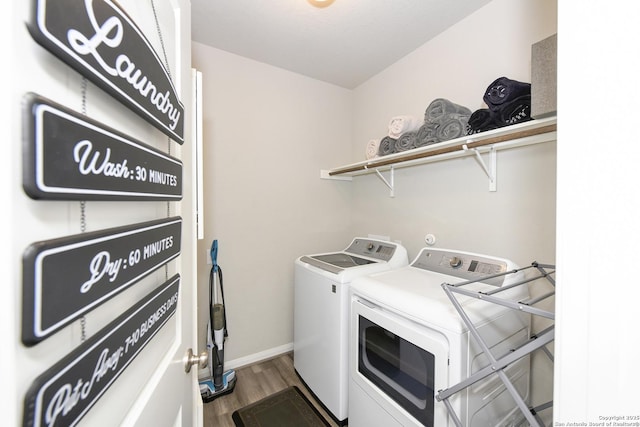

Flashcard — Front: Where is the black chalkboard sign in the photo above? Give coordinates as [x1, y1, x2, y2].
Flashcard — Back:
[27, 0, 185, 143]
[22, 217, 182, 346]
[23, 275, 180, 427]
[23, 94, 183, 201]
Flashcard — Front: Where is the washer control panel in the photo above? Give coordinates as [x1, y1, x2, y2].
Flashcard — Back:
[345, 238, 398, 262]
[412, 248, 509, 286]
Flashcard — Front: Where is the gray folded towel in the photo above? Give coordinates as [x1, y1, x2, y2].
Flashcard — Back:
[423, 98, 472, 143]
[425, 98, 471, 123]
[435, 113, 469, 141]
[376, 98, 472, 157]
[395, 131, 418, 152]
[415, 122, 439, 147]
[378, 136, 397, 156]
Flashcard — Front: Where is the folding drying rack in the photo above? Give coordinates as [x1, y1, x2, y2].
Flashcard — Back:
[436, 262, 556, 427]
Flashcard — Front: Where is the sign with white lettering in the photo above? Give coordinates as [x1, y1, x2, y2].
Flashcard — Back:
[22, 217, 182, 346]
[23, 94, 183, 201]
[27, 0, 185, 143]
[23, 275, 180, 427]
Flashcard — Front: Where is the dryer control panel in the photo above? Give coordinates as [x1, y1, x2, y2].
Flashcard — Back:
[412, 248, 510, 286]
[345, 238, 397, 262]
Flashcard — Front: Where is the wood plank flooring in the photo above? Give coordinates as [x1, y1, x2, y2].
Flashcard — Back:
[202, 352, 342, 427]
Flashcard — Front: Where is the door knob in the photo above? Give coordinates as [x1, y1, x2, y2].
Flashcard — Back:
[184, 348, 208, 373]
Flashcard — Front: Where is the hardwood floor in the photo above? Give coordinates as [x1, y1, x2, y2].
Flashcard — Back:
[202, 352, 342, 427]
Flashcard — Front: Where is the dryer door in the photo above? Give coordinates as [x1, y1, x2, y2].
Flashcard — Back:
[350, 297, 451, 427]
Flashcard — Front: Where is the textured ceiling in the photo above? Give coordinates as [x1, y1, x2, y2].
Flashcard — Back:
[191, 0, 492, 89]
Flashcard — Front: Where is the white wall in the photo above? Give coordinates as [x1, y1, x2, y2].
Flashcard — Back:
[351, 0, 557, 262]
[352, 0, 557, 162]
[191, 43, 354, 363]
[349, 0, 557, 422]
[555, 1, 640, 422]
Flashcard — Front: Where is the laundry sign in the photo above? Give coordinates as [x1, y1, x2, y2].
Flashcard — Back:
[27, 0, 185, 143]
[22, 217, 182, 346]
[23, 94, 183, 200]
[23, 275, 180, 427]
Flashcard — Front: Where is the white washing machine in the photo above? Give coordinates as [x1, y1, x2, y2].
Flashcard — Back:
[348, 248, 532, 427]
[294, 237, 408, 425]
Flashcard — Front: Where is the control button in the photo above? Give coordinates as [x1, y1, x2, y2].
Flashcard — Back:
[367, 243, 375, 251]
[450, 256, 463, 268]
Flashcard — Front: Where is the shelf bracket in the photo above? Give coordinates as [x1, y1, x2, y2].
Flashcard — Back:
[365, 165, 395, 197]
[464, 143, 497, 192]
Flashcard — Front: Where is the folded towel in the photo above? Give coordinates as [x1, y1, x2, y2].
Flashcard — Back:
[470, 77, 533, 131]
[415, 122, 440, 147]
[425, 98, 472, 123]
[376, 99, 471, 156]
[388, 115, 421, 139]
[483, 77, 531, 112]
[395, 131, 418, 152]
[378, 136, 397, 156]
[466, 108, 500, 135]
[435, 114, 469, 141]
[421, 98, 472, 143]
[496, 94, 532, 125]
[365, 139, 381, 160]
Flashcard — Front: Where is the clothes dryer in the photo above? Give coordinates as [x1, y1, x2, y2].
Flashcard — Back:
[349, 248, 532, 427]
[294, 237, 408, 425]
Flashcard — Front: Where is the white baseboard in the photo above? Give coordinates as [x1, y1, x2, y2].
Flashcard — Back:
[198, 342, 293, 380]
[226, 342, 293, 370]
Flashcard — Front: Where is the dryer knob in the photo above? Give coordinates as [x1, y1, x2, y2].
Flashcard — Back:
[367, 243, 375, 251]
[450, 257, 463, 268]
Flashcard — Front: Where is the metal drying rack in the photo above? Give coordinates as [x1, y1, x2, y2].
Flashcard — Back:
[436, 262, 556, 427]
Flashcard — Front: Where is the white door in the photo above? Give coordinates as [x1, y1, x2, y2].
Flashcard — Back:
[3, 0, 201, 426]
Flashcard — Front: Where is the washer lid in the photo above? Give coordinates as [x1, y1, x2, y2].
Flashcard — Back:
[299, 253, 377, 274]
[311, 253, 376, 268]
[297, 237, 409, 275]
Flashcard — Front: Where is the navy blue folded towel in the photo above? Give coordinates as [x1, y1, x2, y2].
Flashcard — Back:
[466, 108, 500, 134]
[496, 94, 531, 125]
[483, 77, 531, 112]
[467, 77, 532, 135]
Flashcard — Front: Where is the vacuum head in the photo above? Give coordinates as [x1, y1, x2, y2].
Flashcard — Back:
[200, 369, 237, 403]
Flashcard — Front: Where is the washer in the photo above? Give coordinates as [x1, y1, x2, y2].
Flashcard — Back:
[348, 248, 532, 427]
[294, 237, 408, 425]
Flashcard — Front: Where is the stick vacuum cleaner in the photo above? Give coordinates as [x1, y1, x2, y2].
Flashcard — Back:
[199, 240, 237, 402]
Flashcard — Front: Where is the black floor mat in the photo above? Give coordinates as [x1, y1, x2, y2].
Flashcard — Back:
[232, 386, 330, 427]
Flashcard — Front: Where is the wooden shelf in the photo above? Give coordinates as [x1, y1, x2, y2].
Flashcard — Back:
[323, 116, 557, 178]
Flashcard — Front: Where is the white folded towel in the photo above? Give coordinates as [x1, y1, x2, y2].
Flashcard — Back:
[365, 139, 380, 160]
[388, 115, 421, 139]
